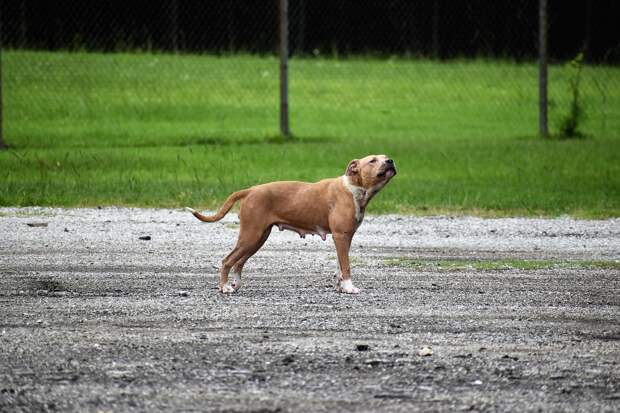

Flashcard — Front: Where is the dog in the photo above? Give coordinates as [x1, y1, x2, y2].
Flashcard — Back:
[186, 154, 396, 294]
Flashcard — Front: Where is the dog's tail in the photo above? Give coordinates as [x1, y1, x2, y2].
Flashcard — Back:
[186, 189, 251, 223]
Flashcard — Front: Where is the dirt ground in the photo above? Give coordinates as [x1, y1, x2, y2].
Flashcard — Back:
[1, 208, 619, 412]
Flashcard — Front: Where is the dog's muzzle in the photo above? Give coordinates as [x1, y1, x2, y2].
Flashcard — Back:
[377, 160, 397, 178]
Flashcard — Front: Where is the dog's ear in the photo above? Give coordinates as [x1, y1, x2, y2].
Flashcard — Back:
[346, 159, 360, 176]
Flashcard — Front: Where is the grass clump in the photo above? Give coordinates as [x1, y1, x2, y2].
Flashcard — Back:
[558, 53, 587, 139]
[384, 258, 620, 271]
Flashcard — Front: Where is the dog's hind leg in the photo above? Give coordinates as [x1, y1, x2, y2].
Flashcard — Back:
[229, 228, 271, 291]
[219, 225, 271, 293]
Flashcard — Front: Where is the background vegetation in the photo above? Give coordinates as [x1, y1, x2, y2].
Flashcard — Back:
[1, 51, 619, 217]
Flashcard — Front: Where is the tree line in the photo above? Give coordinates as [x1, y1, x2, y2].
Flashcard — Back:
[0, 0, 618, 63]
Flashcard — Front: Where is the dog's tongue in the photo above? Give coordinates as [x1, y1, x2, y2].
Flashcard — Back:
[385, 169, 396, 178]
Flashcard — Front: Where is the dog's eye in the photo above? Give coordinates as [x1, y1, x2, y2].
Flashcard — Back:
[370, 158, 377, 163]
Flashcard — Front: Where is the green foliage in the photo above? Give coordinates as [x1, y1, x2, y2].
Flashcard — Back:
[1, 51, 619, 217]
[558, 53, 586, 139]
[5, 51, 620, 147]
[1, 134, 618, 217]
[384, 258, 620, 271]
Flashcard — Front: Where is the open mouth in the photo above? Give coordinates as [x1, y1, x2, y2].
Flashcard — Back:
[377, 166, 397, 179]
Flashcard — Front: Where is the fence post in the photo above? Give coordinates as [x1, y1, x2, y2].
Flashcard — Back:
[538, 0, 549, 138]
[432, 0, 440, 59]
[279, 0, 290, 138]
[169, 0, 179, 53]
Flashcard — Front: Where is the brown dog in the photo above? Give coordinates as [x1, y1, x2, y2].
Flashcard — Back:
[187, 154, 396, 294]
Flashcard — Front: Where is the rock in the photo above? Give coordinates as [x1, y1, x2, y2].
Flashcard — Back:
[418, 346, 433, 357]
[356, 344, 370, 352]
[454, 353, 472, 359]
[27, 222, 48, 227]
[501, 354, 519, 361]
[139, 235, 151, 241]
[281, 355, 295, 365]
[365, 359, 389, 367]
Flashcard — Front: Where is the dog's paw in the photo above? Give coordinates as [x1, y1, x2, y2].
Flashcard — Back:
[231, 274, 241, 291]
[220, 283, 236, 294]
[337, 278, 360, 294]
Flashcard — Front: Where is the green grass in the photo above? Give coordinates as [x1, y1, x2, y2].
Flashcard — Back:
[1, 50, 619, 217]
[384, 258, 620, 271]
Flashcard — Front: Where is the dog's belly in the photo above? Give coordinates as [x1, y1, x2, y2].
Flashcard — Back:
[276, 223, 330, 241]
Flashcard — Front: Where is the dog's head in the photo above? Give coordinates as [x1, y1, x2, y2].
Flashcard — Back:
[345, 154, 397, 190]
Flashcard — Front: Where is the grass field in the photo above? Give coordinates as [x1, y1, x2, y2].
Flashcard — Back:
[1, 50, 619, 217]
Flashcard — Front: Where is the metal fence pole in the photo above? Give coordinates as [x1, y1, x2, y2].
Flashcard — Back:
[169, 0, 179, 53]
[538, 0, 549, 138]
[279, 0, 290, 137]
[432, 0, 440, 59]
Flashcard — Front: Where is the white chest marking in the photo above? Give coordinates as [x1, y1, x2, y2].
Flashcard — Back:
[342, 175, 366, 224]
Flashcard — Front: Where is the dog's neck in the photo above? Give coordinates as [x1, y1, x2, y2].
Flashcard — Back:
[342, 175, 370, 223]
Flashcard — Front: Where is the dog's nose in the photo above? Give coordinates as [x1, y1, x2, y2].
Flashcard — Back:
[386, 159, 394, 165]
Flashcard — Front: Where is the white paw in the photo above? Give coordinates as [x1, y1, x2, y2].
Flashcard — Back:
[220, 283, 236, 294]
[231, 274, 241, 291]
[338, 278, 360, 294]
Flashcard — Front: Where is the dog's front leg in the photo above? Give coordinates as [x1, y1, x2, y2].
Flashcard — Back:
[332, 232, 359, 294]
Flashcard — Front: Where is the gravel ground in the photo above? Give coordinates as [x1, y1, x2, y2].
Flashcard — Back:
[0, 207, 619, 412]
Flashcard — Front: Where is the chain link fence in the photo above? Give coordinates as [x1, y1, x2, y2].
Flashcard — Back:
[1, 0, 618, 148]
